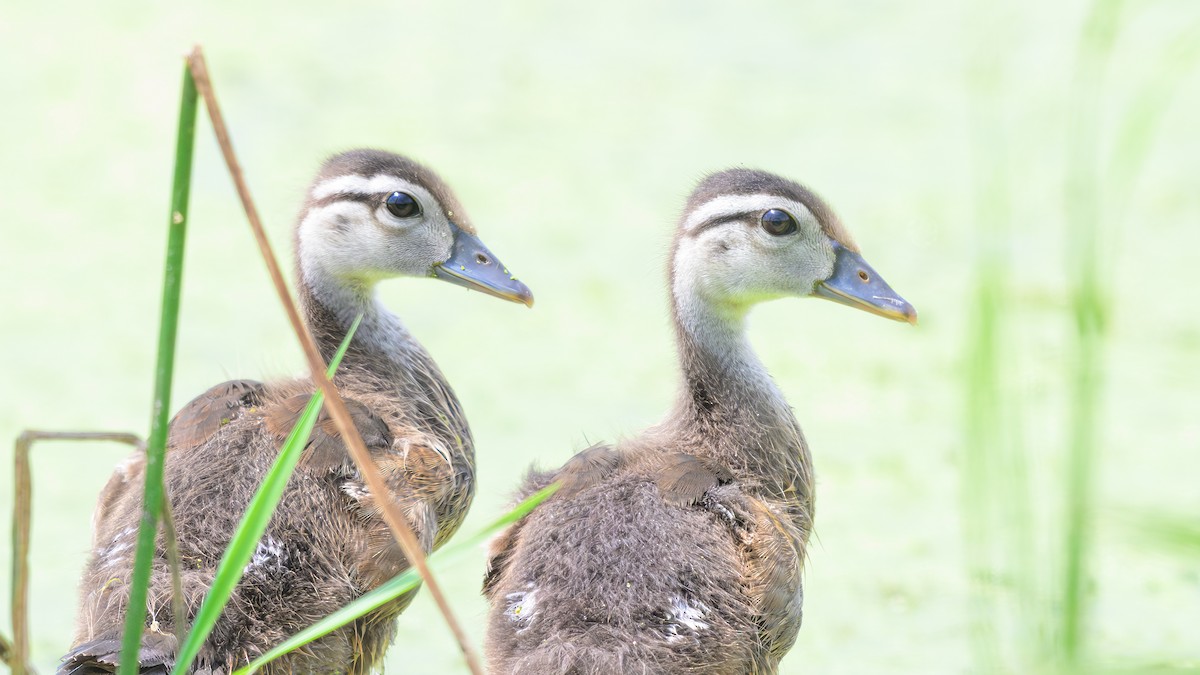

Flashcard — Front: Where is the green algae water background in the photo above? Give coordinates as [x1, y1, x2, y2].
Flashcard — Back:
[1, 1, 1197, 672]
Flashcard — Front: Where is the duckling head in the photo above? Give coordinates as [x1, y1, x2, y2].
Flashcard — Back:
[671, 168, 915, 324]
[297, 148, 533, 307]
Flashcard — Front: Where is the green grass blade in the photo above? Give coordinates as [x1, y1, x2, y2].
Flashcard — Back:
[962, 17, 1041, 669]
[963, 41, 1010, 672]
[118, 59, 198, 675]
[1123, 510, 1200, 558]
[173, 314, 362, 673]
[1106, 17, 1200, 238]
[233, 482, 561, 675]
[1060, 0, 1124, 665]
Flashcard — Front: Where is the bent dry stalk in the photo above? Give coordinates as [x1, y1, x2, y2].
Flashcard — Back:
[185, 46, 483, 675]
[12, 432, 146, 675]
[27, 44, 509, 674]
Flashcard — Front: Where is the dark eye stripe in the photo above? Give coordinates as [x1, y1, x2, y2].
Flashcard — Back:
[310, 192, 381, 209]
[685, 210, 757, 237]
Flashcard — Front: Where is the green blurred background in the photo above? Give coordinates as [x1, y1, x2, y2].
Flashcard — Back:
[2, 1, 1197, 672]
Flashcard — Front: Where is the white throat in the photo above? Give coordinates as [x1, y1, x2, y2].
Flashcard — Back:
[670, 254, 782, 407]
[305, 262, 416, 355]
[674, 284, 773, 381]
[298, 213, 415, 360]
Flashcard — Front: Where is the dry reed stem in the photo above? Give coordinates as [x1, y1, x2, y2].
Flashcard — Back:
[159, 495, 188, 641]
[184, 46, 483, 675]
[12, 431, 146, 675]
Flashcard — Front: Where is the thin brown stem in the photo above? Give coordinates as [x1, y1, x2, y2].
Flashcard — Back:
[0, 630, 20, 672]
[12, 430, 145, 675]
[160, 494, 188, 639]
[185, 46, 483, 675]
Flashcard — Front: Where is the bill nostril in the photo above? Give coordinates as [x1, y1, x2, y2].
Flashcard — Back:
[476, 253, 491, 265]
[858, 270, 870, 282]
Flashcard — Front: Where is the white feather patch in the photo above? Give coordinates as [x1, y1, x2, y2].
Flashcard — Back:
[244, 537, 287, 574]
[663, 596, 709, 642]
[505, 585, 538, 629]
[99, 526, 138, 563]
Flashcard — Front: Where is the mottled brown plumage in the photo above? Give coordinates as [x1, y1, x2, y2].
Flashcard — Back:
[166, 380, 264, 451]
[483, 168, 913, 674]
[555, 443, 623, 497]
[62, 149, 531, 674]
[656, 453, 733, 507]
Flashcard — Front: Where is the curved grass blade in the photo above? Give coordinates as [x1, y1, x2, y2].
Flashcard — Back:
[233, 482, 560, 675]
[173, 314, 362, 673]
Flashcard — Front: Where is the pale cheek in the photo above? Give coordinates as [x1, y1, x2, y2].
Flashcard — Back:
[322, 226, 405, 278]
[708, 235, 734, 256]
[380, 239, 430, 276]
[351, 228, 395, 272]
[678, 236, 761, 301]
[713, 249, 768, 297]
[393, 225, 453, 274]
[736, 244, 821, 298]
[784, 240, 834, 293]
[813, 249, 836, 283]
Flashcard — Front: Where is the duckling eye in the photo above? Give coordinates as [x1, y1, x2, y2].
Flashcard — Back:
[385, 192, 421, 219]
[760, 209, 797, 236]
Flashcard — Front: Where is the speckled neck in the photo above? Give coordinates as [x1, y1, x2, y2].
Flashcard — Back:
[296, 266, 472, 458]
[299, 268, 420, 370]
[669, 285, 786, 424]
[664, 271, 810, 499]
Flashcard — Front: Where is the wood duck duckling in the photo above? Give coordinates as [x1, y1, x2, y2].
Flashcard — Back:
[482, 168, 915, 674]
[60, 149, 532, 674]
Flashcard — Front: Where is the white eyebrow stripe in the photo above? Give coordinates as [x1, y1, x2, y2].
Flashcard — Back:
[683, 193, 815, 232]
[311, 174, 413, 199]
